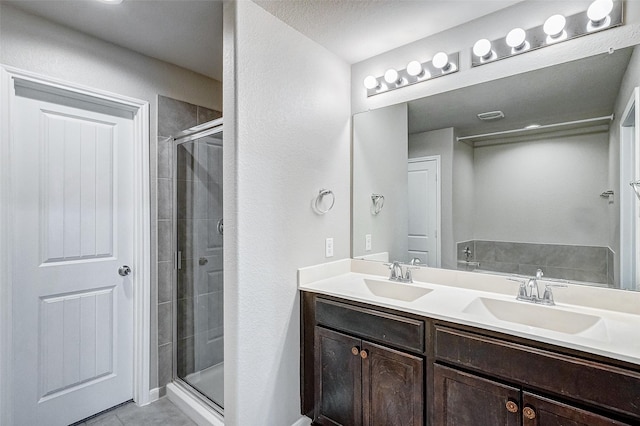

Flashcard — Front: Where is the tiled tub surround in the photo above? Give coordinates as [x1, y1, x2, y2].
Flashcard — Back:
[457, 240, 615, 286]
[298, 259, 640, 365]
[156, 95, 221, 391]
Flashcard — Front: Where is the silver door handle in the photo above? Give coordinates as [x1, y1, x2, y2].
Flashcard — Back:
[118, 265, 132, 276]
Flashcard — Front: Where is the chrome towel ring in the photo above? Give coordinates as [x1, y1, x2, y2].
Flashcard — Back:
[315, 189, 335, 214]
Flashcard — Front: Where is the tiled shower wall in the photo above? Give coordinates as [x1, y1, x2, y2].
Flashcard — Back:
[157, 95, 221, 390]
[457, 240, 615, 286]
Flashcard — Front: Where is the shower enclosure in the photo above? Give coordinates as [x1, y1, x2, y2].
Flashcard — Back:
[173, 118, 224, 411]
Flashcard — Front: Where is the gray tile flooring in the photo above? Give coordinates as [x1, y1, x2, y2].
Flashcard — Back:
[76, 398, 196, 426]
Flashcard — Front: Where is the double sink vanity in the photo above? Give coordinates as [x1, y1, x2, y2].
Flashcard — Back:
[298, 259, 640, 425]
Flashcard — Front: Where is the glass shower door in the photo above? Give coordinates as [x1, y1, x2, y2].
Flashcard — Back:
[175, 126, 223, 409]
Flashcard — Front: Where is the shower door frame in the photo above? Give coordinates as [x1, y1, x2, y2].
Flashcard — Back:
[0, 65, 152, 425]
[172, 118, 224, 414]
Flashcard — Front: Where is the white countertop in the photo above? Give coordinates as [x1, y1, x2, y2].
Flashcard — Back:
[298, 259, 640, 366]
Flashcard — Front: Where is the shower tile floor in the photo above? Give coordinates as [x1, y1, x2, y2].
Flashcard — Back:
[185, 362, 224, 407]
[76, 398, 196, 426]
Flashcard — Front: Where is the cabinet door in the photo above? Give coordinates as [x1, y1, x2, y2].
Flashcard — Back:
[434, 364, 520, 426]
[361, 341, 424, 426]
[314, 327, 362, 425]
[522, 392, 630, 426]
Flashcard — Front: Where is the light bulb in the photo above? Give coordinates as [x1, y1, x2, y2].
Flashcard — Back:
[588, 0, 613, 25]
[406, 60, 424, 77]
[473, 39, 492, 59]
[506, 28, 527, 50]
[363, 75, 379, 90]
[432, 52, 449, 70]
[543, 14, 566, 38]
[384, 68, 400, 85]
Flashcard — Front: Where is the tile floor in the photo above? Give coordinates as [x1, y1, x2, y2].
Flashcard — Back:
[75, 398, 196, 426]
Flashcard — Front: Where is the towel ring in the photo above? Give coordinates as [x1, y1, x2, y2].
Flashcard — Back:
[371, 194, 385, 215]
[315, 189, 335, 214]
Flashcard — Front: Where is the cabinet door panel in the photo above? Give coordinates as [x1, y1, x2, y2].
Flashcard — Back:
[434, 364, 520, 426]
[362, 341, 424, 426]
[522, 392, 630, 426]
[315, 327, 362, 425]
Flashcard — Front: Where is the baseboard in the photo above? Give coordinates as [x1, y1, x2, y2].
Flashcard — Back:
[148, 387, 161, 404]
[291, 416, 312, 426]
[166, 382, 224, 426]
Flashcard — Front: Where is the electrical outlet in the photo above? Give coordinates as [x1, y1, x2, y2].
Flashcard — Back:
[365, 234, 372, 251]
[325, 238, 334, 258]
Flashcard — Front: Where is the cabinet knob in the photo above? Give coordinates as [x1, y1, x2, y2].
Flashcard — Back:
[505, 400, 519, 413]
[523, 407, 536, 419]
[360, 349, 369, 359]
[351, 346, 360, 356]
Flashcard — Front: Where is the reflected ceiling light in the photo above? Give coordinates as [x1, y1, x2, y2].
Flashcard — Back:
[432, 52, 451, 71]
[384, 68, 401, 85]
[406, 60, 426, 78]
[587, 0, 613, 28]
[473, 39, 493, 60]
[363, 75, 380, 90]
[97, 0, 124, 4]
[543, 14, 567, 41]
[506, 28, 527, 51]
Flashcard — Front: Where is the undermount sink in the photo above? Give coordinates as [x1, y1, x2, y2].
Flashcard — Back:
[363, 279, 432, 302]
[462, 297, 608, 338]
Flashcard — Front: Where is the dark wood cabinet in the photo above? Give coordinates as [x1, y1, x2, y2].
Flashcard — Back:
[314, 326, 424, 426]
[301, 291, 640, 426]
[433, 364, 520, 426]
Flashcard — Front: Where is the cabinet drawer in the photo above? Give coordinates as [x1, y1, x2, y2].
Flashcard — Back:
[316, 298, 424, 353]
[434, 326, 640, 420]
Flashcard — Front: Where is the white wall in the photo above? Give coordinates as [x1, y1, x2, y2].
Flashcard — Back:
[0, 3, 222, 391]
[352, 0, 640, 114]
[353, 104, 408, 260]
[223, 1, 351, 425]
[473, 131, 610, 246]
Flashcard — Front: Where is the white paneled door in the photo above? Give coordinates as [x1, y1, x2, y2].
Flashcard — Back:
[11, 86, 135, 425]
[407, 157, 440, 267]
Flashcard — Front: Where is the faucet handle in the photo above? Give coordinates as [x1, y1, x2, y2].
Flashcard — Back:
[508, 278, 529, 300]
[535, 268, 544, 280]
[541, 283, 567, 306]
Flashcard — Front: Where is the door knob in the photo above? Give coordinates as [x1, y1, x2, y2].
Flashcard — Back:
[118, 265, 132, 276]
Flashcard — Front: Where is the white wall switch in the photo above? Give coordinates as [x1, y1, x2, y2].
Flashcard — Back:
[325, 237, 334, 258]
[365, 234, 372, 251]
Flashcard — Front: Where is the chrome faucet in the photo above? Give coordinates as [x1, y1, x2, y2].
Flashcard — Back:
[385, 261, 417, 283]
[510, 269, 566, 305]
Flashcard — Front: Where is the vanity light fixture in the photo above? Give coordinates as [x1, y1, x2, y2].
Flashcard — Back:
[506, 28, 528, 51]
[473, 39, 494, 61]
[384, 68, 402, 85]
[432, 52, 452, 72]
[363, 75, 380, 90]
[544, 14, 567, 42]
[471, 1, 622, 68]
[587, 0, 614, 30]
[406, 60, 426, 78]
[363, 52, 459, 97]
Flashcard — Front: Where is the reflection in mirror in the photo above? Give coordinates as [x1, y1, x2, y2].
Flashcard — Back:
[352, 45, 640, 291]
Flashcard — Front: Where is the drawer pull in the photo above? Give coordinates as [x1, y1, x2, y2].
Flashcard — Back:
[351, 346, 360, 356]
[523, 406, 536, 419]
[505, 400, 519, 413]
[360, 349, 369, 359]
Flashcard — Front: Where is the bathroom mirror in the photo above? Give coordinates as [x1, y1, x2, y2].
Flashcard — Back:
[352, 45, 640, 291]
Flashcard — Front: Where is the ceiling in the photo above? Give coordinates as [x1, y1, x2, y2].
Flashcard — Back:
[407, 47, 633, 138]
[3, 0, 523, 82]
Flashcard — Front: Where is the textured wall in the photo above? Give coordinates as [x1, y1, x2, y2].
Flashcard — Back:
[223, 1, 351, 424]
